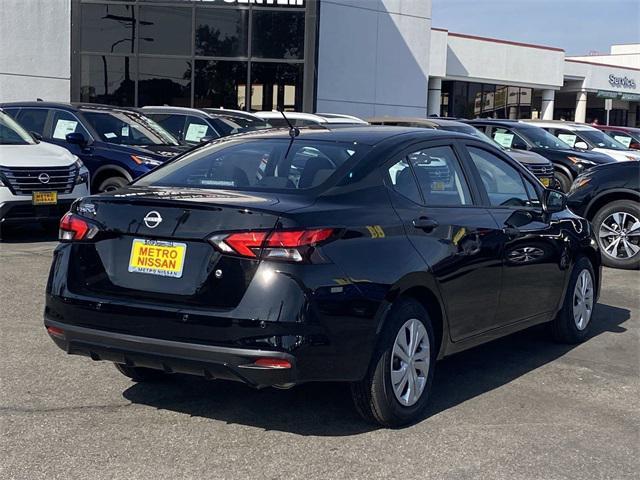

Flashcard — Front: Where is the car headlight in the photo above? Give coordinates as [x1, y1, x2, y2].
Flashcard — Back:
[73, 157, 90, 185]
[570, 176, 591, 192]
[131, 155, 163, 167]
[567, 156, 596, 168]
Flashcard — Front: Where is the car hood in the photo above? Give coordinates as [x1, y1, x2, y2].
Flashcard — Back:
[0, 141, 76, 167]
[591, 147, 640, 162]
[506, 149, 550, 165]
[97, 142, 189, 161]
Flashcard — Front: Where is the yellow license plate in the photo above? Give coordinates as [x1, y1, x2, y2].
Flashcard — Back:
[432, 181, 446, 191]
[128, 239, 187, 278]
[540, 177, 551, 187]
[32, 191, 57, 205]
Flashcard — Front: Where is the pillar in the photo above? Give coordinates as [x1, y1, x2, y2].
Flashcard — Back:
[541, 89, 555, 120]
[575, 90, 587, 123]
[427, 77, 442, 117]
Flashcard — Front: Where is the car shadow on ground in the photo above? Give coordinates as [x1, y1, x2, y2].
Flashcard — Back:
[0, 223, 58, 243]
[122, 303, 630, 436]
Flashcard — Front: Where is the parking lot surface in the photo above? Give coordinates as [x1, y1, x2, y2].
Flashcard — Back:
[1, 227, 639, 480]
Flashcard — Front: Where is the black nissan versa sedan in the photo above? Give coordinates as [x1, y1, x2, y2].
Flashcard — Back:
[45, 127, 601, 427]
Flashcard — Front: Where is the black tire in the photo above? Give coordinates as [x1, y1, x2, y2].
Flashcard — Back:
[97, 176, 128, 193]
[550, 257, 596, 344]
[114, 363, 168, 382]
[592, 200, 640, 270]
[351, 298, 436, 428]
[554, 171, 572, 193]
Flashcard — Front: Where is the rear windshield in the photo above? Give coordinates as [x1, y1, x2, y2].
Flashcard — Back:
[82, 110, 180, 146]
[134, 138, 369, 192]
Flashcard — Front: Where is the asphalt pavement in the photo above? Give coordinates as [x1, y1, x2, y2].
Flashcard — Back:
[1, 226, 638, 480]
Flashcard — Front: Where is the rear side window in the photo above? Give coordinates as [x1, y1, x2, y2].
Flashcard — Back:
[16, 108, 48, 136]
[135, 138, 367, 192]
[468, 146, 532, 208]
[388, 159, 422, 204]
[147, 114, 187, 141]
[408, 146, 472, 206]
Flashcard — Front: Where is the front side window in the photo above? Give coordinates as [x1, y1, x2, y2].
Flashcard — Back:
[82, 110, 179, 146]
[606, 131, 634, 149]
[184, 116, 217, 143]
[0, 112, 36, 145]
[407, 146, 472, 206]
[135, 139, 366, 192]
[519, 126, 571, 149]
[554, 129, 579, 148]
[490, 127, 528, 150]
[578, 129, 629, 150]
[468, 146, 532, 208]
[51, 110, 90, 141]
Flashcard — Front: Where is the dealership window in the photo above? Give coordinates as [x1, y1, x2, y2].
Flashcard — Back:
[74, 1, 309, 110]
[441, 81, 533, 120]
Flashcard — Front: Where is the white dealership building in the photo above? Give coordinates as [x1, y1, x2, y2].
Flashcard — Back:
[0, 0, 638, 125]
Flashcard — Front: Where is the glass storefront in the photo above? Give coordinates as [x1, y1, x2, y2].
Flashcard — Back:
[441, 81, 533, 119]
[74, 0, 311, 111]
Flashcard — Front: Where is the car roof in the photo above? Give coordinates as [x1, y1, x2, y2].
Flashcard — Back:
[315, 113, 369, 124]
[255, 111, 328, 123]
[597, 125, 640, 133]
[465, 118, 534, 128]
[0, 101, 141, 114]
[202, 108, 265, 120]
[215, 125, 470, 146]
[141, 106, 213, 117]
[522, 120, 599, 131]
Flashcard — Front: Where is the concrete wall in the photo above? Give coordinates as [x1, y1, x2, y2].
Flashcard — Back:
[445, 33, 565, 89]
[0, 0, 71, 102]
[315, 0, 431, 118]
[429, 29, 447, 78]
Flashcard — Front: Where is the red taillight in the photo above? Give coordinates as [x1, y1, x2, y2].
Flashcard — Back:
[59, 212, 97, 241]
[46, 326, 65, 339]
[210, 228, 334, 262]
[253, 358, 292, 369]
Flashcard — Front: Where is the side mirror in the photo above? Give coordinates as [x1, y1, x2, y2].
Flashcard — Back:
[199, 136, 215, 144]
[543, 189, 566, 214]
[574, 141, 589, 150]
[66, 132, 87, 146]
[30, 131, 43, 141]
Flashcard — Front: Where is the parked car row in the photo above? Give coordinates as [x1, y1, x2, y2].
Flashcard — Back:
[1, 101, 638, 271]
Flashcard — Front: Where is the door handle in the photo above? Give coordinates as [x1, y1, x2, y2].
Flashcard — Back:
[412, 217, 439, 232]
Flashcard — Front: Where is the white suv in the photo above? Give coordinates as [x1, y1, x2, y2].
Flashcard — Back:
[522, 120, 640, 162]
[0, 110, 89, 238]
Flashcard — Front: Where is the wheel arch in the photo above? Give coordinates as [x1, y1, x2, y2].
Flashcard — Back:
[584, 189, 640, 220]
[91, 165, 133, 192]
[377, 273, 448, 360]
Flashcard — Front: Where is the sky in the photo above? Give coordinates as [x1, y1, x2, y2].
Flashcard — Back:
[432, 0, 640, 56]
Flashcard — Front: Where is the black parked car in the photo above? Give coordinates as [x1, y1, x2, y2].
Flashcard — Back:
[568, 162, 640, 270]
[142, 107, 271, 146]
[368, 117, 555, 187]
[467, 119, 616, 193]
[45, 127, 601, 427]
[0, 102, 188, 192]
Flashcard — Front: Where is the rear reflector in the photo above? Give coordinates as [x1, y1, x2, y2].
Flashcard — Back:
[210, 228, 334, 262]
[253, 358, 292, 369]
[46, 326, 65, 339]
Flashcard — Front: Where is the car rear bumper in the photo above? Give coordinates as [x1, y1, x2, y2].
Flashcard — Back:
[44, 317, 297, 388]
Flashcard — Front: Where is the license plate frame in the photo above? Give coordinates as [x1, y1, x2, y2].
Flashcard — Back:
[32, 191, 58, 205]
[128, 238, 187, 278]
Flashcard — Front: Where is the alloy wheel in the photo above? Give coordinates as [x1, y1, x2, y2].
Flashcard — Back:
[598, 212, 640, 260]
[573, 269, 594, 331]
[391, 318, 430, 407]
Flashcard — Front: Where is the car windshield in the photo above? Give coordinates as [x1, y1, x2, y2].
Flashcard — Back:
[579, 129, 630, 150]
[134, 138, 369, 192]
[520, 126, 571, 149]
[82, 110, 180, 146]
[214, 114, 271, 130]
[0, 111, 36, 145]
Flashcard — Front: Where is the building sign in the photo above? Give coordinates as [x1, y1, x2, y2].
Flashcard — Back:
[597, 90, 640, 101]
[608, 74, 636, 89]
